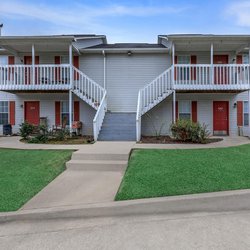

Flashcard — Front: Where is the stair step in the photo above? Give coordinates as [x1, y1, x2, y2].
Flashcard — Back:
[72, 153, 128, 161]
[98, 112, 136, 141]
[66, 159, 127, 171]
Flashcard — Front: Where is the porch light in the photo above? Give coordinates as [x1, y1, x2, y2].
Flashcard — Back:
[127, 51, 132, 56]
[233, 102, 237, 108]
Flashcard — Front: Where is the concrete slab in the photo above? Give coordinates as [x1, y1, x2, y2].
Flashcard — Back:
[21, 170, 123, 210]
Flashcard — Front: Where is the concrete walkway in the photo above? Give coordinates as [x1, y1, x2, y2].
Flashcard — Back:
[0, 135, 249, 150]
[21, 141, 134, 210]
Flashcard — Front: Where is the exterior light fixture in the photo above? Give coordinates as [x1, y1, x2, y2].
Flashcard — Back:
[127, 51, 132, 56]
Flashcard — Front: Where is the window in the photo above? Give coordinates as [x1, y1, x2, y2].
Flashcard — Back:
[0, 56, 8, 65]
[0, 101, 8, 125]
[177, 56, 190, 80]
[243, 54, 249, 64]
[178, 56, 190, 64]
[179, 100, 191, 120]
[243, 101, 249, 126]
[61, 101, 69, 126]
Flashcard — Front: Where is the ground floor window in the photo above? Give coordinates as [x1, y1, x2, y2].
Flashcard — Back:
[61, 101, 69, 126]
[179, 100, 191, 120]
[243, 101, 249, 126]
[0, 101, 9, 125]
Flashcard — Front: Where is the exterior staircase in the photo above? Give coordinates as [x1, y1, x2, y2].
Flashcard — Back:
[136, 67, 173, 141]
[98, 112, 136, 141]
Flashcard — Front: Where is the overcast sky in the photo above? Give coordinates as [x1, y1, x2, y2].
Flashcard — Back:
[1, 0, 250, 43]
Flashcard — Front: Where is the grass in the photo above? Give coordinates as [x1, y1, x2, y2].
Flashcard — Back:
[115, 144, 250, 201]
[0, 149, 73, 212]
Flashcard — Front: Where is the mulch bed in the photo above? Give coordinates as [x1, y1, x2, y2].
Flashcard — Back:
[140, 136, 223, 144]
[20, 135, 94, 144]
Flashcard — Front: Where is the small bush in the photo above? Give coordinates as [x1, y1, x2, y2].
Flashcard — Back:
[55, 129, 70, 141]
[170, 119, 210, 143]
[20, 122, 34, 140]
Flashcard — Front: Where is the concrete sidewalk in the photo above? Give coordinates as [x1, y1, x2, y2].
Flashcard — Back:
[0, 135, 249, 150]
[21, 141, 134, 210]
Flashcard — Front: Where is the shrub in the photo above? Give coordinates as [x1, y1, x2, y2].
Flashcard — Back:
[20, 122, 34, 140]
[170, 119, 210, 143]
[54, 129, 70, 141]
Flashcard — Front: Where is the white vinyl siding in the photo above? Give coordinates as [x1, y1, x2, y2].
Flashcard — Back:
[0, 92, 95, 135]
[141, 93, 238, 136]
[106, 53, 169, 112]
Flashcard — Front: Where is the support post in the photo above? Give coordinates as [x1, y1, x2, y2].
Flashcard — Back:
[248, 90, 250, 130]
[210, 43, 214, 85]
[69, 44, 73, 134]
[249, 48, 250, 66]
[69, 90, 73, 134]
[32, 44, 35, 85]
[102, 50, 106, 89]
[173, 90, 176, 123]
[172, 43, 175, 88]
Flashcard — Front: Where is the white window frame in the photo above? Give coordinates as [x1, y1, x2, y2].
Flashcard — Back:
[60, 101, 74, 126]
[177, 55, 191, 65]
[243, 54, 249, 64]
[0, 101, 9, 125]
[243, 101, 249, 126]
[0, 55, 8, 65]
[178, 100, 191, 120]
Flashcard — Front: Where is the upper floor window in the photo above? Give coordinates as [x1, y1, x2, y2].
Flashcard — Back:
[179, 100, 191, 120]
[177, 56, 190, 64]
[243, 54, 249, 64]
[0, 56, 8, 65]
[0, 101, 8, 125]
[60, 56, 69, 64]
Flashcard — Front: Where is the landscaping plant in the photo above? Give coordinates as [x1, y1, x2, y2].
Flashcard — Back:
[170, 119, 210, 143]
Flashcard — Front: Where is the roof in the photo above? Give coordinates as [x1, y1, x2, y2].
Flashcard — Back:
[159, 34, 250, 42]
[0, 34, 107, 53]
[86, 43, 166, 49]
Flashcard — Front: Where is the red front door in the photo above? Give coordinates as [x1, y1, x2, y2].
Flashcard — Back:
[24, 56, 39, 84]
[213, 101, 229, 135]
[214, 55, 228, 84]
[24, 101, 40, 125]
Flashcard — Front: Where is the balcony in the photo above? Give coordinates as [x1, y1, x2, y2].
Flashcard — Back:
[174, 64, 250, 91]
[0, 64, 71, 91]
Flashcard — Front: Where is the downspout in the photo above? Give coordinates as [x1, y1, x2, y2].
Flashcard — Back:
[102, 50, 106, 89]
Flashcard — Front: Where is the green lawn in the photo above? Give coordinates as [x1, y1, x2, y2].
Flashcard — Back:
[116, 144, 250, 201]
[0, 149, 73, 212]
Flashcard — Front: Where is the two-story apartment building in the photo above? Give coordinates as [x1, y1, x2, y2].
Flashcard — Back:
[0, 34, 249, 141]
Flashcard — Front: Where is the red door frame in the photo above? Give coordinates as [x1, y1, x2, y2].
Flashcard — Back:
[24, 56, 39, 84]
[213, 55, 229, 84]
[213, 101, 229, 135]
[24, 101, 40, 125]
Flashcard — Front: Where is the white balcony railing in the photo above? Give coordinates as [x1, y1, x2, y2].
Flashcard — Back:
[174, 64, 250, 90]
[0, 64, 71, 90]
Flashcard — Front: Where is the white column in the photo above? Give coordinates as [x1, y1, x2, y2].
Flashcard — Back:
[210, 43, 214, 85]
[32, 44, 35, 85]
[69, 44, 73, 133]
[249, 48, 250, 66]
[69, 90, 73, 134]
[248, 90, 250, 130]
[102, 50, 106, 89]
[173, 90, 176, 123]
[172, 43, 175, 87]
